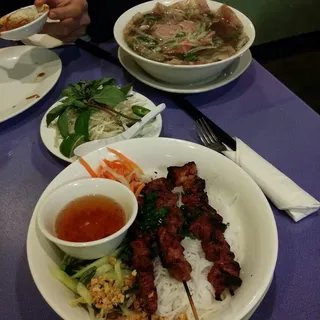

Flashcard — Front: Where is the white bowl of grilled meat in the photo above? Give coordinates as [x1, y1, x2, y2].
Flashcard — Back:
[27, 138, 277, 320]
[114, 0, 255, 85]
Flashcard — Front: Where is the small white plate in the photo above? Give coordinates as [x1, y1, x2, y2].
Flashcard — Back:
[40, 91, 163, 162]
[0, 46, 62, 122]
[118, 47, 252, 94]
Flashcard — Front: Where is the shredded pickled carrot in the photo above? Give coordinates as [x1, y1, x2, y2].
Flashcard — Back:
[96, 165, 104, 177]
[79, 158, 97, 178]
[135, 183, 145, 197]
[103, 171, 116, 180]
[103, 159, 112, 166]
[109, 162, 125, 175]
[79, 150, 145, 197]
[107, 147, 143, 174]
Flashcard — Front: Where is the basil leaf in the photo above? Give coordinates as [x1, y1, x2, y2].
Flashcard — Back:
[87, 79, 97, 88]
[73, 100, 86, 108]
[61, 97, 77, 107]
[58, 107, 71, 138]
[92, 85, 127, 107]
[59, 97, 86, 109]
[120, 83, 132, 96]
[61, 88, 77, 98]
[46, 104, 68, 126]
[74, 109, 90, 140]
[98, 77, 116, 88]
[59, 133, 85, 158]
[70, 83, 81, 91]
[90, 78, 116, 96]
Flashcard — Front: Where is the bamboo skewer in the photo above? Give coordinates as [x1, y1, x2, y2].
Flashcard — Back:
[183, 281, 200, 320]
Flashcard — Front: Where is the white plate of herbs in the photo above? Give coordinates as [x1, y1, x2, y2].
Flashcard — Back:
[40, 77, 163, 162]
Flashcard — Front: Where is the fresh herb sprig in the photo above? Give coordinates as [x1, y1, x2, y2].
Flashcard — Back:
[138, 191, 170, 232]
[46, 78, 136, 158]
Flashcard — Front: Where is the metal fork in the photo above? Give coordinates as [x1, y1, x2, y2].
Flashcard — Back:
[196, 118, 227, 153]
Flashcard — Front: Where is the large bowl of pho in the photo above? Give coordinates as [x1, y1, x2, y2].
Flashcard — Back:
[114, 0, 255, 85]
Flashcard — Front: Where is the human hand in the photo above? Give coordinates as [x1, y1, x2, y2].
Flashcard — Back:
[35, 0, 90, 43]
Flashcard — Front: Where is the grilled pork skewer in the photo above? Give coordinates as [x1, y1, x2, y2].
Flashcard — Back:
[136, 178, 196, 316]
[189, 212, 242, 299]
[157, 206, 198, 320]
[157, 207, 192, 282]
[167, 162, 242, 300]
[144, 180, 198, 319]
[128, 178, 179, 315]
[142, 178, 192, 282]
[142, 177, 192, 282]
[130, 237, 158, 314]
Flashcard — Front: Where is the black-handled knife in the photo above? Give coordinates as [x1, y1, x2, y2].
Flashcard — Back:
[75, 39, 237, 151]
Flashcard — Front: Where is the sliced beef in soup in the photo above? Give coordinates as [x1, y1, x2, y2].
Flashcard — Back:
[124, 0, 249, 65]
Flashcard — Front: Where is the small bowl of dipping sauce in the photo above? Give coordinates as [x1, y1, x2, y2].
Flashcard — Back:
[37, 178, 138, 259]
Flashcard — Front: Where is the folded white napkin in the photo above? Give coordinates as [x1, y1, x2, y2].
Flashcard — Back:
[22, 33, 91, 49]
[223, 138, 320, 222]
[22, 34, 65, 48]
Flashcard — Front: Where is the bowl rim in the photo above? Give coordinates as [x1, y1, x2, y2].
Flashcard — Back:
[28, 137, 278, 320]
[36, 177, 138, 248]
[114, 0, 256, 69]
[0, 4, 49, 35]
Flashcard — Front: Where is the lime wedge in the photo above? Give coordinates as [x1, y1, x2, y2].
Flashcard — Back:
[60, 133, 85, 158]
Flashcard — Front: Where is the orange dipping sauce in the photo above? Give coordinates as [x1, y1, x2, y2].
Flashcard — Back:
[55, 195, 126, 242]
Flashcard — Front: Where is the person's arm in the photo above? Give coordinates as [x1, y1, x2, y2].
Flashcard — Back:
[30, 0, 142, 43]
[86, 0, 143, 43]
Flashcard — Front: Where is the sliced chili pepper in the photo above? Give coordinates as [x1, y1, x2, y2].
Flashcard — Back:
[132, 105, 150, 117]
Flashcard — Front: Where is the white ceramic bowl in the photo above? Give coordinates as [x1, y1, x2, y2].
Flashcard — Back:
[114, 0, 255, 85]
[37, 178, 138, 260]
[0, 5, 49, 41]
[27, 138, 278, 320]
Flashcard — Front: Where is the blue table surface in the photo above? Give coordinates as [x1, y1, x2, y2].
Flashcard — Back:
[0, 41, 319, 320]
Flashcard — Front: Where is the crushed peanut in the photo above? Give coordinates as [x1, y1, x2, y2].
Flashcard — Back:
[88, 276, 125, 311]
[87, 273, 187, 320]
[151, 315, 169, 320]
[122, 312, 149, 320]
[176, 313, 188, 320]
